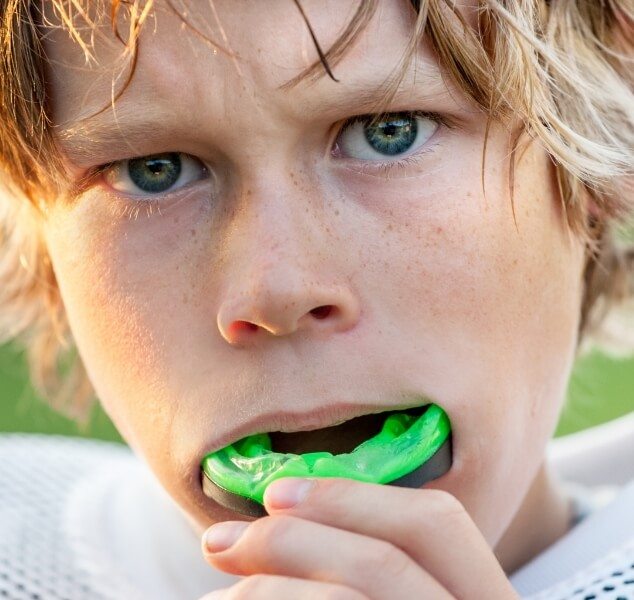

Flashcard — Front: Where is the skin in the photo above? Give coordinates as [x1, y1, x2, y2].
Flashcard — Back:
[41, 0, 586, 596]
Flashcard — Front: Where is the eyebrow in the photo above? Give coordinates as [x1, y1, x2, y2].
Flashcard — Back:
[57, 63, 446, 168]
[312, 68, 446, 116]
[56, 102, 177, 167]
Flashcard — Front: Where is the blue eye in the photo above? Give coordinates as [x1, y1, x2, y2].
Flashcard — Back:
[129, 153, 181, 192]
[103, 152, 207, 195]
[365, 114, 418, 155]
[336, 112, 438, 161]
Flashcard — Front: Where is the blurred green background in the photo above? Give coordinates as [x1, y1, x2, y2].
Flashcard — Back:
[0, 341, 632, 444]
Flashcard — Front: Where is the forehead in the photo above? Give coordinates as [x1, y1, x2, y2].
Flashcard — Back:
[43, 0, 442, 130]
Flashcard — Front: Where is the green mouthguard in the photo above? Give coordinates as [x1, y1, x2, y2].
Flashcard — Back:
[201, 403, 450, 507]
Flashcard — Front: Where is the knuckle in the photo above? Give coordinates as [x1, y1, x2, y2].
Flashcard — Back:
[423, 489, 466, 521]
[251, 513, 294, 546]
[366, 540, 413, 580]
[401, 489, 467, 544]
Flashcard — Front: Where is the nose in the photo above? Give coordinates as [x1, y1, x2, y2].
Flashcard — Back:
[217, 270, 361, 345]
[215, 181, 360, 345]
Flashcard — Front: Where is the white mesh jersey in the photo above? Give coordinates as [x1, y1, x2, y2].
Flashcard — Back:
[0, 433, 144, 600]
[0, 432, 633, 600]
[0, 433, 238, 600]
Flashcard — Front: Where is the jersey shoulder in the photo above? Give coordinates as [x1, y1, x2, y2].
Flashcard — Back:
[0, 433, 143, 600]
[512, 479, 634, 599]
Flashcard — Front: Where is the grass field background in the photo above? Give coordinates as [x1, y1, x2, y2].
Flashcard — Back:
[0, 341, 632, 444]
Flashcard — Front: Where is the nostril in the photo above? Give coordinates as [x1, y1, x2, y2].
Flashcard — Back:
[229, 320, 259, 335]
[309, 305, 334, 320]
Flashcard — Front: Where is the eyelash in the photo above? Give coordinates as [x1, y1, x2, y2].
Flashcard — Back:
[333, 109, 446, 173]
[344, 147, 439, 177]
[340, 110, 443, 132]
[112, 197, 170, 220]
[80, 162, 183, 220]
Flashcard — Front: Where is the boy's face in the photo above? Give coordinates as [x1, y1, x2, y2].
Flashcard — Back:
[42, 0, 585, 542]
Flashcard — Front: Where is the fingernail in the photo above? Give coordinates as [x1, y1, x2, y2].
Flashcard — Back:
[264, 478, 315, 509]
[203, 522, 249, 553]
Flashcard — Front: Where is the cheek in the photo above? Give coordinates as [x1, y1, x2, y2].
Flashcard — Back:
[353, 142, 582, 373]
[324, 149, 582, 545]
[355, 145, 585, 542]
[43, 190, 221, 454]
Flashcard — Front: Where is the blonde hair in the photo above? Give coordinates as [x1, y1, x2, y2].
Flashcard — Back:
[0, 0, 632, 424]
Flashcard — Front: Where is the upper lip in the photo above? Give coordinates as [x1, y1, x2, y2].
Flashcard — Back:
[201, 400, 430, 457]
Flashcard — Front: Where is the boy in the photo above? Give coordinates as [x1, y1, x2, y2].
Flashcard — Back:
[0, 0, 632, 597]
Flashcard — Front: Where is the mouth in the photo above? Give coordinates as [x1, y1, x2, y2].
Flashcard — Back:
[200, 403, 452, 517]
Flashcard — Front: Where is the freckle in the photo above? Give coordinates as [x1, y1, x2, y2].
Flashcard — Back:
[436, 226, 442, 234]
[335, 209, 340, 216]
[182, 293, 189, 304]
[173, 215, 180, 224]
[387, 224, 393, 231]
[191, 229, 196, 237]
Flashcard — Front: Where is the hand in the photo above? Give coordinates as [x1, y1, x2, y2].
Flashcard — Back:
[199, 478, 519, 599]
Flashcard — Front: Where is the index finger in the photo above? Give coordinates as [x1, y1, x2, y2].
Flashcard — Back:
[263, 478, 518, 600]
